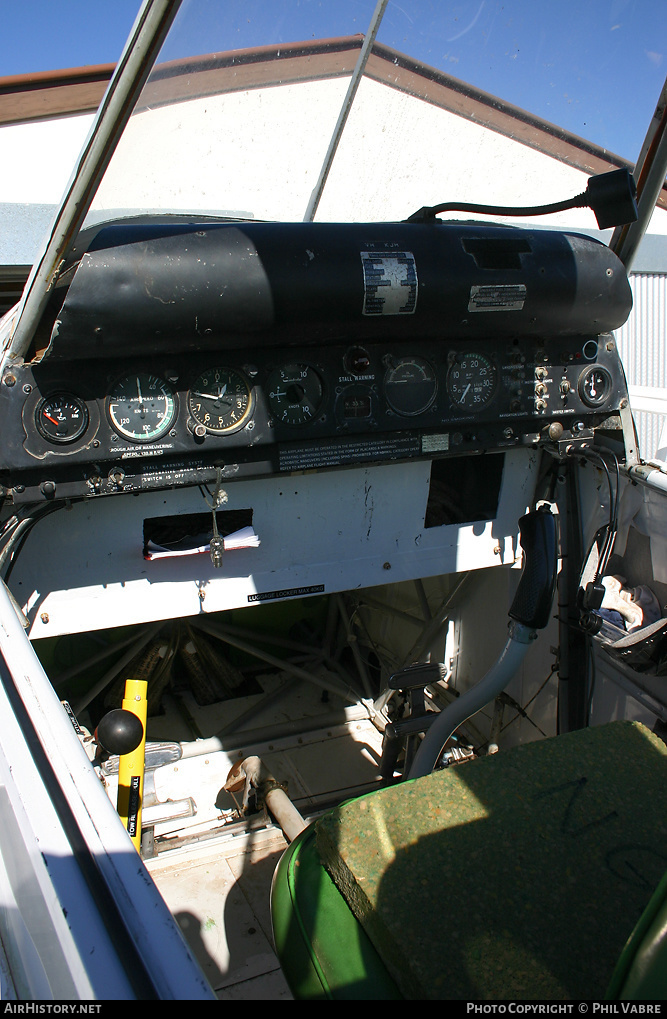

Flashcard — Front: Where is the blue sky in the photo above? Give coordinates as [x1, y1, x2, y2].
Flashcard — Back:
[2, 0, 665, 162]
[2, 1, 142, 74]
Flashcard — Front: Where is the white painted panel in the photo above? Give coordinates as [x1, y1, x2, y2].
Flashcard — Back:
[10, 451, 539, 638]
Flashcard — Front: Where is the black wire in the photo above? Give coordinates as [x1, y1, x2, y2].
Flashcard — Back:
[0, 513, 36, 570]
[566, 448, 618, 723]
[589, 456, 615, 573]
[569, 447, 620, 580]
[406, 192, 587, 223]
[499, 662, 559, 737]
[0, 513, 20, 539]
[0, 502, 69, 582]
[586, 642, 597, 726]
[592, 450, 620, 576]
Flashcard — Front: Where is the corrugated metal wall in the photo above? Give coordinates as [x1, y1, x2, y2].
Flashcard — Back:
[614, 272, 667, 461]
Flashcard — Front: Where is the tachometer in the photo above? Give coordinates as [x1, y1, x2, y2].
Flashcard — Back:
[187, 367, 253, 434]
[35, 393, 89, 444]
[446, 353, 497, 411]
[107, 372, 177, 442]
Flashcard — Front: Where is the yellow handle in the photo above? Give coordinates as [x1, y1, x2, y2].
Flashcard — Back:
[117, 679, 148, 852]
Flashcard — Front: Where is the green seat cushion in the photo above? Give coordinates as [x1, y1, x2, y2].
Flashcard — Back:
[271, 822, 402, 1000]
[314, 721, 667, 1000]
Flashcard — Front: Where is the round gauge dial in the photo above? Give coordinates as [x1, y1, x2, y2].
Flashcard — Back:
[267, 364, 323, 426]
[446, 353, 497, 411]
[107, 372, 177, 442]
[187, 367, 253, 434]
[35, 393, 89, 444]
[578, 365, 613, 407]
[384, 357, 437, 416]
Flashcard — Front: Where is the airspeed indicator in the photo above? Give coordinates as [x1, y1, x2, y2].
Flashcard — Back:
[107, 373, 177, 442]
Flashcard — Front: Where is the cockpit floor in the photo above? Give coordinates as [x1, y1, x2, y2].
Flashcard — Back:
[143, 705, 386, 999]
[147, 826, 293, 999]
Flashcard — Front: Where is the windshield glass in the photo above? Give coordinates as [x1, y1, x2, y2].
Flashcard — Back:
[84, 0, 666, 231]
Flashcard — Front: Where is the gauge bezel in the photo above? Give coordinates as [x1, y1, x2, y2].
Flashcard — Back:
[578, 365, 613, 408]
[266, 363, 324, 426]
[446, 351, 498, 412]
[106, 372, 178, 443]
[35, 392, 89, 445]
[187, 366, 254, 435]
[383, 356, 437, 417]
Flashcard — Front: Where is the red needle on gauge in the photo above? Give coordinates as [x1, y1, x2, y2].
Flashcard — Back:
[43, 413, 60, 424]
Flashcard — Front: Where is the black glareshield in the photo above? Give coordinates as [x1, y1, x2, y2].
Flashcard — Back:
[509, 509, 559, 630]
[49, 221, 632, 360]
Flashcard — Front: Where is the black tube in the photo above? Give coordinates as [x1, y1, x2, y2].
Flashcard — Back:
[557, 461, 590, 732]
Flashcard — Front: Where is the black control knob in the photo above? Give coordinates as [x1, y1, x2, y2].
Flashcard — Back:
[95, 709, 144, 756]
[345, 347, 371, 375]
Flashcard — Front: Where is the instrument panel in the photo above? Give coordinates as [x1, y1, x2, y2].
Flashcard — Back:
[0, 220, 633, 505]
[0, 333, 627, 505]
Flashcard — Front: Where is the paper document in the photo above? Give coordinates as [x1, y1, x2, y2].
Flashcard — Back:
[144, 526, 260, 559]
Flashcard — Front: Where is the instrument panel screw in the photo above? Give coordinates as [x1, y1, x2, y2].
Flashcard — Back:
[22, 384, 32, 394]
[3, 374, 16, 387]
[40, 613, 49, 624]
[383, 562, 392, 570]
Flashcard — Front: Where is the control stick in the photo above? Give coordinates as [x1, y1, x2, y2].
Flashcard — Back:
[408, 507, 558, 779]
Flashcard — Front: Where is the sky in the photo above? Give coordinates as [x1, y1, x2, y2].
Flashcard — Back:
[1, 1, 142, 75]
[1, 0, 665, 163]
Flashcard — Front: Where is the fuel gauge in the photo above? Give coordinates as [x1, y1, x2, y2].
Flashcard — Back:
[35, 393, 89, 444]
